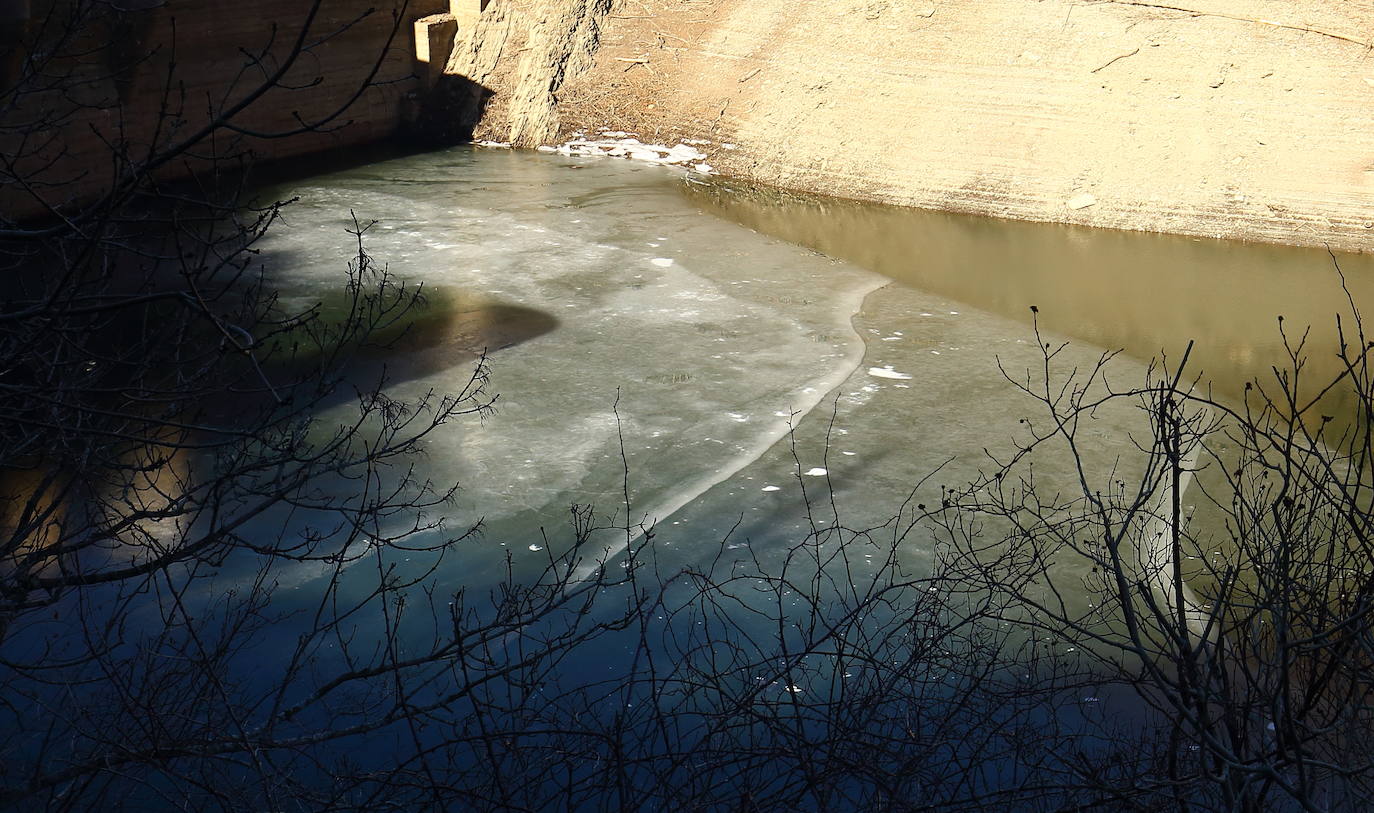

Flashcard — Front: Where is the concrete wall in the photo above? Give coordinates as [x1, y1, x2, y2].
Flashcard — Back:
[472, 0, 1374, 252]
[2, 0, 450, 218]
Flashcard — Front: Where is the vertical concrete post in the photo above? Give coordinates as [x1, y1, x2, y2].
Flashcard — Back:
[449, 0, 489, 29]
[413, 13, 458, 87]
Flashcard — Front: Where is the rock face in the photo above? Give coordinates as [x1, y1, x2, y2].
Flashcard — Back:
[2, 0, 449, 218]
[445, 0, 613, 146]
[468, 0, 1374, 252]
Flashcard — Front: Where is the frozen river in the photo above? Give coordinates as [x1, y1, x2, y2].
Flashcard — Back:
[255, 146, 1168, 597]
[254, 143, 1374, 628]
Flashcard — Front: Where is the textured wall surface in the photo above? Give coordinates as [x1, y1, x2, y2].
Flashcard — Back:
[474, 0, 1374, 251]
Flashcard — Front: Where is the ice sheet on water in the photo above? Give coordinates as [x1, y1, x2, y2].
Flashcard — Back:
[258, 147, 1157, 617]
[255, 148, 884, 586]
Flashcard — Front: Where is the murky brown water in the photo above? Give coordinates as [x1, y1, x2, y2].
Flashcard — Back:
[688, 179, 1374, 413]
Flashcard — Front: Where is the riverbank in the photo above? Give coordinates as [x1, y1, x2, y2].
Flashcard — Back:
[456, 0, 1374, 253]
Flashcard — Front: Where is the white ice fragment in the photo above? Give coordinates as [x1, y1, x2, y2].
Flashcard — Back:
[842, 451, 856, 456]
[536, 145, 557, 153]
[804, 467, 828, 477]
[1067, 192, 1098, 210]
[667, 144, 707, 162]
[549, 137, 708, 167]
[651, 258, 674, 267]
[868, 366, 913, 380]
[761, 485, 781, 492]
[722, 143, 738, 150]
[528, 544, 544, 552]
[692, 163, 715, 174]
[475, 140, 512, 148]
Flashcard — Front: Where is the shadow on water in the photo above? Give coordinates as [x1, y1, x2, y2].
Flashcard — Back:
[686, 179, 1374, 418]
[255, 285, 559, 414]
[0, 283, 557, 570]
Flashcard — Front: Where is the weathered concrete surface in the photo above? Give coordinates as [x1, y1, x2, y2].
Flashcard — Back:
[471, 0, 1374, 252]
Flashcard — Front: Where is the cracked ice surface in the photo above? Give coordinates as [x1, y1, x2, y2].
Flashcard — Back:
[255, 147, 884, 587]
[254, 146, 1156, 608]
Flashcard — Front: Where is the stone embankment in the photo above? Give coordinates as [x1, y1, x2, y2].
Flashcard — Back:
[454, 0, 1374, 252]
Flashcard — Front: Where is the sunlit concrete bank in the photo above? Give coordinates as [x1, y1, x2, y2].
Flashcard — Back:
[453, 0, 1374, 252]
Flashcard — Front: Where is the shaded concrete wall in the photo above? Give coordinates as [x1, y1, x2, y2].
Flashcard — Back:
[2, 0, 451, 218]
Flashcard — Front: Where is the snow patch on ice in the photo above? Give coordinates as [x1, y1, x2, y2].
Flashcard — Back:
[804, 467, 828, 477]
[544, 137, 709, 169]
[868, 366, 913, 380]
